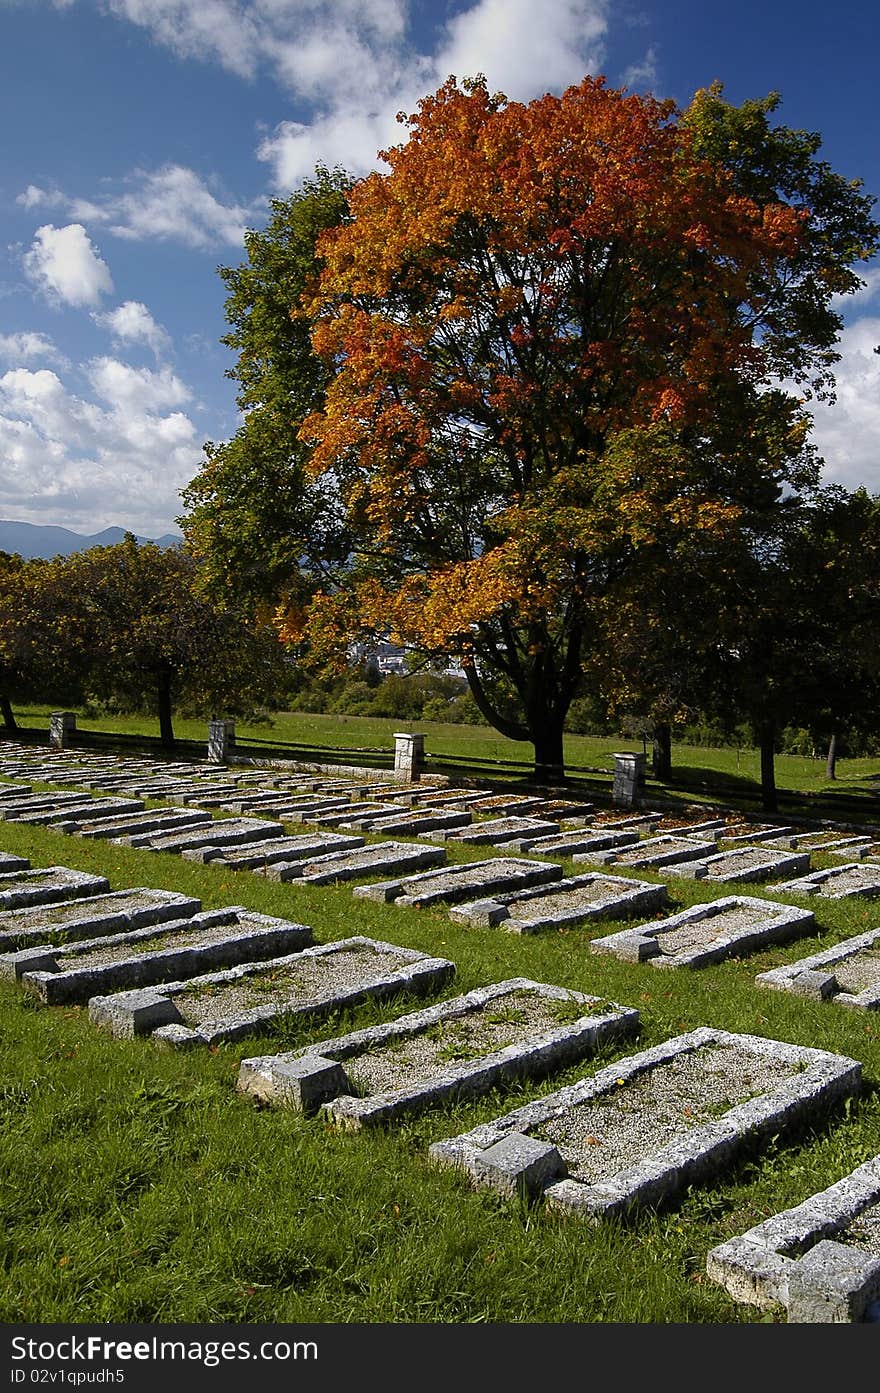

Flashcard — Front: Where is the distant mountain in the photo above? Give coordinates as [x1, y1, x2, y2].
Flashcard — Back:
[0, 521, 183, 560]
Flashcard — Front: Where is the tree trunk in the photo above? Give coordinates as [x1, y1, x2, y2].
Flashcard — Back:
[157, 673, 175, 749]
[652, 721, 672, 780]
[826, 730, 838, 781]
[0, 695, 17, 733]
[759, 720, 777, 813]
[532, 719, 566, 784]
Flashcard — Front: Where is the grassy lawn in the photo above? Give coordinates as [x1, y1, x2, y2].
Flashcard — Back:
[3, 769, 880, 1324]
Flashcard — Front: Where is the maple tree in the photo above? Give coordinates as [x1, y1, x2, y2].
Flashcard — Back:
[186, 76, 877, 778]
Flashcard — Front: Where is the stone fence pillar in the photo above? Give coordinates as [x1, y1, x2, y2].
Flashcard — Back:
[207, 719, 236, 765]
[612, 751, 646, 808]
[49, 711, 77, 750]
[393, 731, 425, 782]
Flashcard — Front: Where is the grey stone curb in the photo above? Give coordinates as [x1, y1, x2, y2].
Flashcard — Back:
[670, 848, 812, 884]
[7, 797, 145, 825]
[756, 925, 880, 1009]
[591, 896, 816, 969]
[88, 936, 456, 1045]
[430, 1028, 861, 1218]
[706, 1155, 880, 1321]
[260, 840, 447, 885]
[0, 867, 110, 913]
[237, 978, 639, 1122]
[19, 908, 313, 1004]
[501, 830, 640, 856]
[354, 858, 563, 907]
[57, 809, 213, 838]
[447, 873, 668, 934]
[182, 832, 365, 868]
[0, 888, 201, 954]
[576, 835, 718, 870]
[421, 816, 561, 846]
[769, 863, 880, 901]
[115, 817, 283, 852]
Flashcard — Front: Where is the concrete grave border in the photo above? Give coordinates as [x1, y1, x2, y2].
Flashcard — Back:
[448, 872, 668, 934]
[756, 925, 880, 1009]
[706, 1155, 880, 1321]
[429, 1028, 860, 1218]
[88, 936, 455, 1046]
[591, 895, 815, 968]
[238, 978, 639, 1123]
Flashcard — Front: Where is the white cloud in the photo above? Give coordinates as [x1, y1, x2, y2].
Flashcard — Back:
[92, 300, 171, 357]
[437, 0, 607, 102]
[0, 331, 68, 368]
[22, 224, 113, 308]
[809, 316, 880, 493]
[621, 45, 658, 90]
[17, 166, 253, 250]
[0, 360, 200, 535]
[257, 0, 610, 187]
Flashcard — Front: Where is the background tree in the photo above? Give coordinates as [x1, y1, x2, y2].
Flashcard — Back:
[63, 538, 285, 748]
[182, 166, 352, 612]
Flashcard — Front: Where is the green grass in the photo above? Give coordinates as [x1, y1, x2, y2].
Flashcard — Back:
[4, 789, 880, 1324]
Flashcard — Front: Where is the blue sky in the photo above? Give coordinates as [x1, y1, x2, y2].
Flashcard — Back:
[2, 0, 878, 537]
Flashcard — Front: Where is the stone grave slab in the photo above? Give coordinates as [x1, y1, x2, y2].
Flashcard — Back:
[238, 979, 640, 1124]
[0, 784, 33, 799]
[61, 809, 214, 839]
[182, 831, 365, 868]
[0, 887, 200, 953]
[0, 866, 109, 913]
[756, 925, 880, 1009]
[828, 843, 880, 863]
[501, 828, 640, 857]
[670, 846, 811, 884]
[591, 812, 663, 832]
[261, 840, 447, 885]
[769, 863, 880, 901]
[344, 809, 473, 836]
[429, 1028, 860, 1216]
[0, 793, 106, 817]
[15, 907, 314, 1004]
[290, 802, 410, 828]
[6, 796, 147, 826]
[0, 852, 30, 872]
[115, 817, 283, 853]
[448, 873, 668, 934]
[591, 895, 815, 968]
[353, 857, 563, 907]
[423, 816, 561, 846]
[88, 937, 455, 1046]
[577, 834, 718, 870]
[720, 823, 795, 846]
[465, 795, 547, 816]
[706, 1155, 880, 1322]
[525, 799, 595, 823]
[654, 818, 726, 839]
[765, 831, 873, 854]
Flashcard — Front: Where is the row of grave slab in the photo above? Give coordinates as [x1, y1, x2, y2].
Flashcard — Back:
[3, 847, 880, 1321]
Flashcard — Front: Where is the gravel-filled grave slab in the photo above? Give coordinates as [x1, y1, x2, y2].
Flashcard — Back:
[0, 887, 200, 953]
[7, 797, 146, 826]
[669, 846, 812, 884]
[182, 831, 365, 868]
[353, 857, 563, 907]
[764, 832, 873, 854]
[0, 793, 109, 818]
[87, 937, 455, 1045]
[238, 979, 639, 1124]
[769, 863, 880, 901]
[756, 926, 880, 1008]
[719, 823, 795, 846]
[422, 816, 562, 846]
[0, 866, 109, 913]
[430, 1028, 861, 1217]
[115, 817, 283, 853]
[260, 840, 447, 885]
[346, 809, 473, 836]
[15, 907, 314, 1004]
[501, 828, 640, 856]
[58, 809, 213, 839]
[706, 1155, 880, 1321]
[591, 896, 815, 968]
[0, 851, 29, 872]
[448, 873, 668, 934]
[576, 834, 718, 870]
